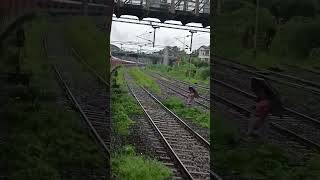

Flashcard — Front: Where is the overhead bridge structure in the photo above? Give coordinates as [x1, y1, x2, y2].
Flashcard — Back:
[114, 0, 210, 27]
[0, 0, 113, 37]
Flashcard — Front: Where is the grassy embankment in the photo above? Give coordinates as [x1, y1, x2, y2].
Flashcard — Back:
[111, 67, 172, 180]
[0, 16, 106, 179]
[147, 58, 209, 86]
[128, 67, 161, 93]
[164, 97, 209, 129]
[212, 112, 320, 179]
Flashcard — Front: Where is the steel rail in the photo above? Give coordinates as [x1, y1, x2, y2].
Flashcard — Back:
[213, 78, 320, 125]
[43, 36, 110, 158]
[71, 48, 110, 86]
[153, 69, 320, 124]
[213, 55, 320, 94]
[154, 75, 210, 101]
[126, 82, 194, 180]
[149, 72, 252, 116]
[142, 86, 210, 148]
[283, 63, 320, 75]
[212, 83, 320, 150]
[154, 72, 209, 90]
[157, 79, 209, 109]
[52, 65, 110, 156]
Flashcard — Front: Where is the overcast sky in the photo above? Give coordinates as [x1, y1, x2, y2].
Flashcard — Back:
[110, 15, 210, 54]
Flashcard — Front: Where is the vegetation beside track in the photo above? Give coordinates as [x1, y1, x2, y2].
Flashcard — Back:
[213, 112, 320, 179]
[112, 145, 172, 180]
[147, 58, 209, 85]
[64, 16, 109, 79]
[0, 17, 106, 178]
[214, 0, 320, 69]
[164, 97, 209, 129]
[112, 68, 141, 136]
[111, 67, 172, 179]
[128, 67, 161, 93]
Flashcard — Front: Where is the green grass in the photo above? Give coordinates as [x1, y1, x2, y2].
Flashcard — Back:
[111, 68, 172, 179]
[1, 17, 106, 178]
[164, 97, 209, 129]
[212, 111, 320, 179]
[64, 16, 109, 79]
[112, 67, 141, 136]
[112, 145, 172, 180]
[128, 67, 161, 93]
[147, 62, 209, 85]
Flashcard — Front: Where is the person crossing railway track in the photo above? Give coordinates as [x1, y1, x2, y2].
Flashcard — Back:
[186, 86, 199, 106]
[247, 77, 283, 140]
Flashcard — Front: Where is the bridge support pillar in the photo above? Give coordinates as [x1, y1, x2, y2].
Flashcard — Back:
[146, 0, 150, 11]
[183, 0, 187, 11]
[82, 0, 88, 16]
[170, 0, 175, 13]
[195, 0, 199, 15]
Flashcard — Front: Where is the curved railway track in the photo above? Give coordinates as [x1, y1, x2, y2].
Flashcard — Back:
[125, 74, 215, 180]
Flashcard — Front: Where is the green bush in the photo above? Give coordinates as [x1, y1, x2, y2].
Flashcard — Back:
[112, 146, 172, 180]
[129, 67, 161, 93]
[271, 18, 320, 58]
[112, 67, 142, 136]
[164, 97, 209, 128]
[195, 67, 210, 80]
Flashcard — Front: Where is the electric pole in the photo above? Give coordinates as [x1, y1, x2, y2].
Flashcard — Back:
[189, 30, 197, 78]
[152, 25, 160, 48]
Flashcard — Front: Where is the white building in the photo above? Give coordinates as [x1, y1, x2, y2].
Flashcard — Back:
[198, 46, 210, 62]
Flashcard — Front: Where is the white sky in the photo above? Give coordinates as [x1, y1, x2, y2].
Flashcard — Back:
[110, 15, 210, 54]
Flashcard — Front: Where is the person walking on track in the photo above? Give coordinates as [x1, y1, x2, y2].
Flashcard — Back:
[186, 86, 199, 106]
[247, 87, 271, 138]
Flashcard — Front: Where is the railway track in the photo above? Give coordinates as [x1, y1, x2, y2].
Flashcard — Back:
[45, 27, 109, 178]
[148, 69, 320, 153]
[147, 73, 210, 110]
[213, 55, 320, 91]
[281, 63, 320, 82]
[152, 72, 210, 97]
[213, 56, 320, 120]
[125, 73, 214, 180]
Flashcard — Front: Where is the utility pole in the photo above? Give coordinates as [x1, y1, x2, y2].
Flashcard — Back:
[152, 25, 160, 48]
[254, 0, 259, 59]
[188, 30, 197, 78]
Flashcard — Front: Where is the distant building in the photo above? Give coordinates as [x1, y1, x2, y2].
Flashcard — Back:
[198, 46, 210, 62]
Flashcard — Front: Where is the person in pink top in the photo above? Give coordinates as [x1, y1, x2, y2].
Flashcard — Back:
[186, 86, 199, 105]
[247, 88, 271, 138]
